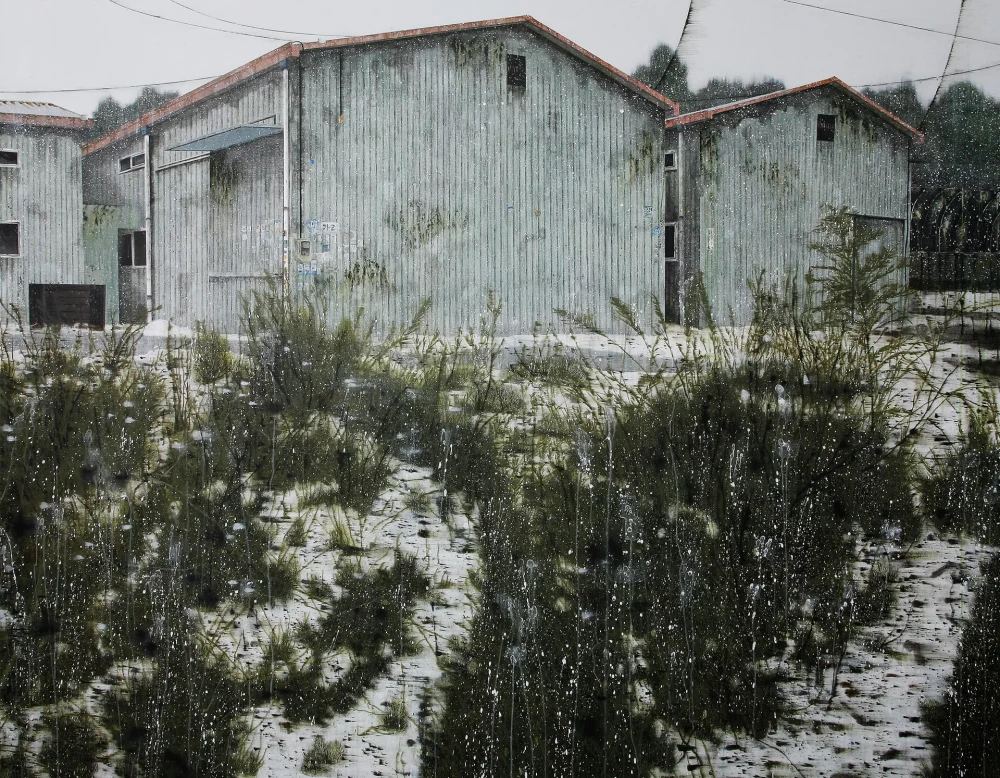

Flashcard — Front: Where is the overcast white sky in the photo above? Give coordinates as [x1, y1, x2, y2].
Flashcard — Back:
[3, 0, 999, 117]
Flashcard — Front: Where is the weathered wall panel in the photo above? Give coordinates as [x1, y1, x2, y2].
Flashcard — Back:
[0, 126, 89, 318]
[82, 138, 144, 209]
[83, 140, 147, 323]
[83, 73, 284, 329]
[206, 135, 283, 331]
[151, 71, 284, 330]
[297, 29, 666, 335]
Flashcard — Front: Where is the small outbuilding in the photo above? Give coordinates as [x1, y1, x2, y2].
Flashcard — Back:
[662, 78, 923, 325]
[0, 102, 102, 327]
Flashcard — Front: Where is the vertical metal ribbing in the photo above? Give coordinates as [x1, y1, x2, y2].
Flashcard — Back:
[144, 131, 153, 322]
[282, 66, 291, 294]
[677, 128, 685, 324]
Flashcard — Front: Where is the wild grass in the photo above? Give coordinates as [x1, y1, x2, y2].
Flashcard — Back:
[421, 208, 982, 776]
[0, 288, 443, 771]
[193, 321, 233, 384]
[922, 406, 1000, 543]
[922, 553, 1000, 777]
[381, 695, 409, 731]
[302, 735, 344, 773]
[0, 209, 989, 776]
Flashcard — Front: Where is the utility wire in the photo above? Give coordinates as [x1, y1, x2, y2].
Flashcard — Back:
[779, 0, 1000, 48]
[8, 1, 1000, 101]
[165, 0, 350, 39]
[1, 76, 217, 95]
[651, 0, 694, 93]
[857, 58, 1000, 88]
[5, 55, 999, 98]
[920, 0, 968, 132]
[104, 0, 293, 41]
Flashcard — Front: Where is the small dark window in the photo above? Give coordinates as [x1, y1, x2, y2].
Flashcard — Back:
[664, 224, 677, 259]
[118, 230, 146, 266]
[133, 230, 146, 266]
[506, 54, 527, 89]
[0, 150, 18, 166]
[119, 153, 146, 174]
[0, 223, 19, 256]
[118, 232, 133, 266]
[817, 114, 835, 142]
[665, 152, 676, 170]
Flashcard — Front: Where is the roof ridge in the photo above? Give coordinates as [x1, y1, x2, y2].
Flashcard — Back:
[665, 76, 923, 142]
[84, 17, 678, 155]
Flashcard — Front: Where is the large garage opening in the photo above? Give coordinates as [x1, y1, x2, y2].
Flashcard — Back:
[28, 284, 106, 328]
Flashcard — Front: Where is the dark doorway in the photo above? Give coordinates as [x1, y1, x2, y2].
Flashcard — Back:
[118, 229, 148, 323]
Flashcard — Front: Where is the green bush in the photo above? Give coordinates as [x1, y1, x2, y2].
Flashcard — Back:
[381, 696, 408, 731]
[193, 323, 233, 384]
[302, 736, 344, 773]
[923, 410, 1000, 543]
[39, 712, 106, 778]
[924, 554, 1000, 777]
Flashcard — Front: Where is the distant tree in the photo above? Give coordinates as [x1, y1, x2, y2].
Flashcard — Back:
[921, 82, 1000, 189]
[87, 86, 179, 140]
[865, 80, 1000, 190]
[633, 44, 786, 112]
[689, 76, 786, 110]
[632, 43, 692, 104]
[862, 81, 923, 130]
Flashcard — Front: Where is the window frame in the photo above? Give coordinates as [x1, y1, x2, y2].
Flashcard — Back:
[0, 221, 21, 257]
[118, 228, 147, 267]
[506, 54, 527, 90]
[0, 149, 19, 167]
[118, 153, 146, 174]
[664, 151, 677, 171]
[817, 114, 836, 143]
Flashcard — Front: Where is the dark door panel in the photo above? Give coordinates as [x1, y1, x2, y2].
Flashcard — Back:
[29, 284, 106, 328]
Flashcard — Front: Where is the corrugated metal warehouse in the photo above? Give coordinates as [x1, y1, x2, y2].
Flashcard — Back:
[80, 17, 921, 334]
[82, 16, 679, 334]
[663, 79, 922, 325]
[0, 102, 102, 326]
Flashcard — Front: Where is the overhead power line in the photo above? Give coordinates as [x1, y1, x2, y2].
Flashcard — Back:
[779, 0, 1000, 48]
[651, 0, 694, 93]
[855, 58, 1000, 88]
[919, 0, 968, 132]
[165, 0, 350, 39]
[0, 76, 217, 95]
[104, 0, 293, 41]
[5, 55, 999, 100]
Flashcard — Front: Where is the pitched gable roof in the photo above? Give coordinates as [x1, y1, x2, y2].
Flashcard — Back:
[664, 77, 923, 142]
[0, 101, 92, 130]
[84, 16, 678, 156]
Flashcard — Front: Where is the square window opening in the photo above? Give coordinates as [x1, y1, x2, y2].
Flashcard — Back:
[817, 114, 836, 142]
[0, 223, 20, 256]
[506, 54, 527, 89]
[0, 150, 18, 167]
[664, 223, 677, 259]
[665, 151, 677, 170]
[118, 229, 146, 266]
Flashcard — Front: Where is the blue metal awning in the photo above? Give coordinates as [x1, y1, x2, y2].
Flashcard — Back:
[169, 124, 282, 153]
